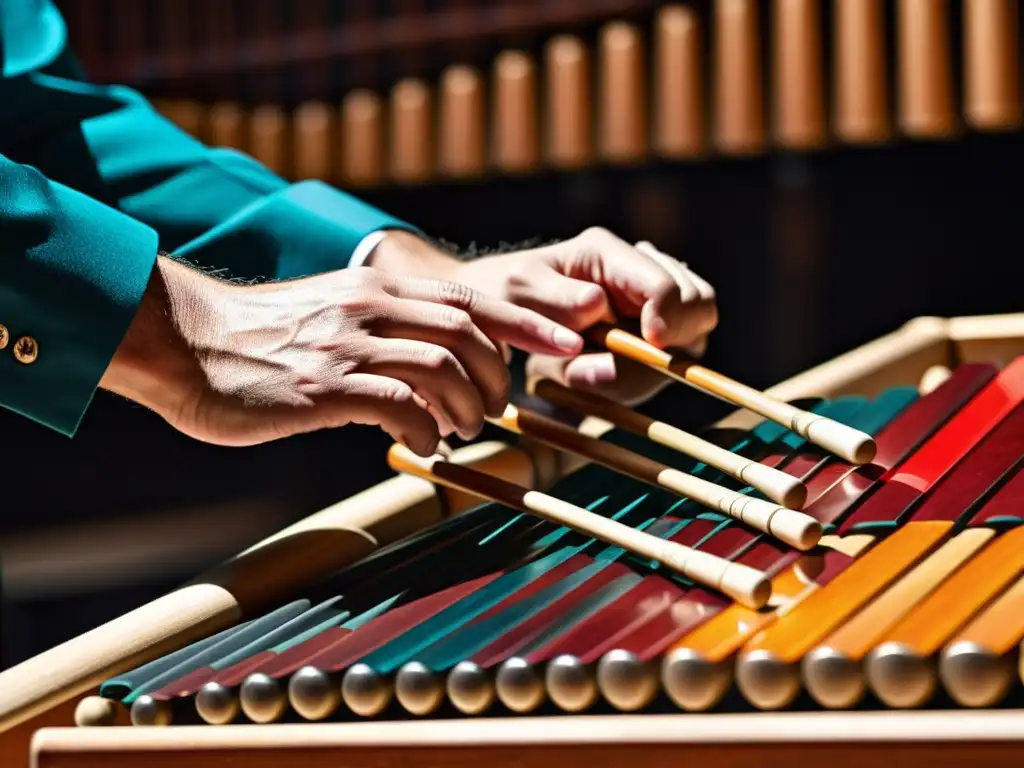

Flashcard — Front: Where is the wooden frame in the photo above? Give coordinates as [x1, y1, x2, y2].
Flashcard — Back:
[28, 711, 1024, 768]
[4, 312, 1024, 768]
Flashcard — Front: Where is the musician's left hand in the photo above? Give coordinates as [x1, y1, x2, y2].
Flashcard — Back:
[371, 227, 717, 406]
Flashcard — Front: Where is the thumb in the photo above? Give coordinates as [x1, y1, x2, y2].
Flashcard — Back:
[526, 350, 670, 407]
[505, 263, 613, 331]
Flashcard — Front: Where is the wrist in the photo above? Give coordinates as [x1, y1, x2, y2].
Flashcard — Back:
[101, 254, 216, 417]
[366, 230, 463, 282]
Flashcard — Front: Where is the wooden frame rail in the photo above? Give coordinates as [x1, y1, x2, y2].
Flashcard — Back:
[29, 711, 1024, 768]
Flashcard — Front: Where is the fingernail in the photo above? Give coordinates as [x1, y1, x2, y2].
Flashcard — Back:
[646, 315, 668, 345]
[502, 343, 512, 364]
[457, 423, 483, 442]
[552, 326, 583, 351]
[579, 356, 617, 385]
[486, 393, 513, 419]
[428, 405, 456, 437]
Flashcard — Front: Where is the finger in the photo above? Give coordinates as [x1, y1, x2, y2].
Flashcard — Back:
[329, 372, 442, 456]
[634, 243, 712, 357]
[636, 241, 715, 302]
[355, 338, 488, 441]
[403, 388, 456, 438]
[634, 241, 718, 350]
[685, 266, 716, 302]
[372, 296, 512, 418]
[566, 228, 681, 321]
[385, 275, 585, 357]
[503, 262, 614, 331]
[526, 351, 671, 407]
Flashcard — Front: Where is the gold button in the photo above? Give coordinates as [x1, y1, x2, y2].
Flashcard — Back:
[13, 336, 38, 365]
[0, 325, 7, 350]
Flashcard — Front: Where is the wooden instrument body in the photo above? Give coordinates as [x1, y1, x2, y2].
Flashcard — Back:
[29, 711, 1024, 768]
[5, 311, 1023, 767]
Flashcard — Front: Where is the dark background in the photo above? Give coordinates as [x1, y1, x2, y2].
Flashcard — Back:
[1, 0, 1021, 666]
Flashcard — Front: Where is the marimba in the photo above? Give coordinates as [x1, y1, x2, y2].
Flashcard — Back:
[5, 311, 1024, 768]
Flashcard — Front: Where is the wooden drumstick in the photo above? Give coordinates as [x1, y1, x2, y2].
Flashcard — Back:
[439, 65, 485, 178]
[590, 325, 877, 465]
[293, 102, 335, 181]
[530, 379, 808, 509]
[964, 0, 1021, 130]
[492, 50, 538, 173]
[490, 404, 821, 551]
[341, 90, 384, 187]
[897, 0, 956, 138]
[545, 35, 592, 168]
[714, 0, 765, 154]
[250, 104, 289, 177]
[390, 78, 434, 183]
[773, 0, 826, 149]
[388, 443, 771, 608]
[654, 5, 704, 158]
[834, 0, 891, 144]
[599, 22, 647, 163]
[208, 102, 247, 152]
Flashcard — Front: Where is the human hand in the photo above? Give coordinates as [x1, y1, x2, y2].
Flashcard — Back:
[101, 255, 583, 454]
[376, 228, 717, 406]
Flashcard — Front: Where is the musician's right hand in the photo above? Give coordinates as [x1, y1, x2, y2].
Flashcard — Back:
[100, 255, 583, 455]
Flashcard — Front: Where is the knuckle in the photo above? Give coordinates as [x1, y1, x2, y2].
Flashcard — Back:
[580, 225, 612, 243]
[377, 381, 415, 406]
[507, 261, 534, 290]
[437, 279, 480, 311]
[337, 294, 382, 319]
[418, 347, 458, 373]
[349, 266, 383, 289]
[436, 305, 474, 335]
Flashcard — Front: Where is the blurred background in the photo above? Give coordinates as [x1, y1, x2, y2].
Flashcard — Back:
[1, 0, 1022, 666]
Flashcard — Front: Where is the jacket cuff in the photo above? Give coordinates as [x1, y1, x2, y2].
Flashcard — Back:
[173, 180, 421, 280]
[0, 173, 158, 436]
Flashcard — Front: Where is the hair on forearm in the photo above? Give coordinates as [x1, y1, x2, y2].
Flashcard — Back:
[428, 236, 561, 260]
[160, 235, 563, 285]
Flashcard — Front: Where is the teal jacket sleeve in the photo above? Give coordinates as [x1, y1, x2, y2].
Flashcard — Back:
[4, 71, 419, 281]
[0, 0, 418, 280]
[0, 155, 158, 435]
[0, 0, 423, 437]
